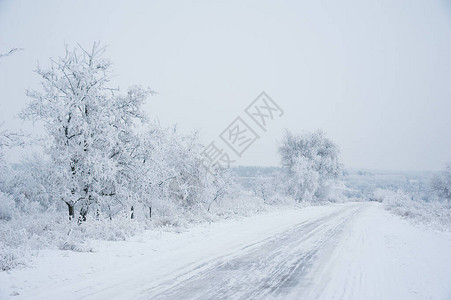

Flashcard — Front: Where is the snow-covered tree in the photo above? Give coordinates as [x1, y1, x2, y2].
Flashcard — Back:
[20, 43, 151, 221]
[17, 42, 234, 223]
[0, 127, 9, 205]
[0, 128, 7, 175]
[278, 130, 342, 202]
[249, 170, 287, 205]
[0, 126, 24, 188]
[431, 164, 451, 205]
[0, 126, 29, 220]
[135, 125, 232, 216]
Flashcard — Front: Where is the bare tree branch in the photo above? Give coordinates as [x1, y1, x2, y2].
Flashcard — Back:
[0, 48, 24, 59]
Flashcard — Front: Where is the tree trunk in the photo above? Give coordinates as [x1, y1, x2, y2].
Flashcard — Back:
[149, 206, 152, 219]
[78, 206, 88, 224]
[67, 202, 75, 221]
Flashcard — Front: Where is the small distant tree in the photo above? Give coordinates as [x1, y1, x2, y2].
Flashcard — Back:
[278, 130, 342, 202]
[431, 164, 451, 205]
[20, 43, 151, 221]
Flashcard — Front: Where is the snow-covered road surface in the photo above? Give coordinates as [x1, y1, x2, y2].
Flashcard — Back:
[150, 205, 359, 299]
[1, 202, 450, 300]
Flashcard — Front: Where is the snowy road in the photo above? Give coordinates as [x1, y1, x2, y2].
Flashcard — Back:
[148, 205, 359, 299]
[1, 202, 451, 299]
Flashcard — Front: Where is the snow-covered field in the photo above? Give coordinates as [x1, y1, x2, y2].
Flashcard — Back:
[1, 202, 450, 300]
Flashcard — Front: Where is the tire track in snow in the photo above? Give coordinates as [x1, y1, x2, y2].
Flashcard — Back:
[145, 205, 363, 300]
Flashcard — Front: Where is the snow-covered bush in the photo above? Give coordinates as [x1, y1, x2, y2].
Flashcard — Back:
[278, 130, 342, 202]
[0, 191, 15, 221]
[0, 212, 64, 271]
[247, 170, 293, 205]
[376, 188, 451, 231]
[1, 155, 60, 214]
[0, 126, 14, 189]
[324, 180, 349, 203]
[431, 164, 451, 204]
[252, 176, 279, 204]
[0, 208, 151, 271]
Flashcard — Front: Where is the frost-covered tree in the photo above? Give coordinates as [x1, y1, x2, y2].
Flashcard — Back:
[0, 127, 9, 199]
[135, 126, 232, 215]
[0, 128, 7, 174]
[20, 43, 151, 221]
[0, 126, 24, 188]
[278, 130, 342, 202]
[119, 124, 178, 219]
[0, 126, 27, 220]
[249, 170, 287, 205]
[431, 164, 451, 205]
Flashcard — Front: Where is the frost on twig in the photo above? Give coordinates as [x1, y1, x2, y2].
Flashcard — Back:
[0, 47, 23, 59]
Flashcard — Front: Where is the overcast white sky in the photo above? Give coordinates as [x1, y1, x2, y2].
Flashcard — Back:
[0, 0, 450, 171]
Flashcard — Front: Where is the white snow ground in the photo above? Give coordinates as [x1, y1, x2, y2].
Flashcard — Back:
[1, 202, 450, 300]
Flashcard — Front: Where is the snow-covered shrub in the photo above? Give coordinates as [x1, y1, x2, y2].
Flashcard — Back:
[0, 212, 61, 270]
[431, 164, 451, 204]
[378, 189, 414, 215]
[376, 188, 451, 231]
[208, 193, 266, 217]
[278, 130, 342, 202]
[325, 180, 349, 203]
[0, 209, 151, 270]
[248, 170, 295, 205]
[1, 155, 60, 214]
[0, 191, 15, 221]
[251, 176, 278, 204]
